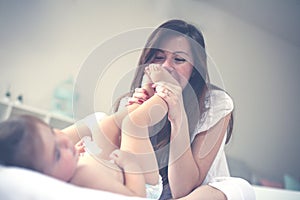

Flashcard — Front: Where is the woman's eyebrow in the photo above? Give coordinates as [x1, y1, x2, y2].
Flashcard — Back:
[174, 51, 192, 61]
[174, 51, 190, 56]
[156, 49, 190, 56]
[155, 49, 164, 53]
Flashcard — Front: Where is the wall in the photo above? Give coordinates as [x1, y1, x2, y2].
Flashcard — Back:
[0, 0, 299, 183]
[0, 0, 163, 113]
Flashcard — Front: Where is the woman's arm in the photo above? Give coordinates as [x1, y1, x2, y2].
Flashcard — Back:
[155, 82, 231, 198]
[167, 113, 230, 198]
[191, 113, 231, 184]
[167, 111, 200, 198]
[155, 85, 201, 198]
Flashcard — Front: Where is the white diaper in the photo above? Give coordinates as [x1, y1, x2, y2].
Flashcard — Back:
[145, 175, 163, 199]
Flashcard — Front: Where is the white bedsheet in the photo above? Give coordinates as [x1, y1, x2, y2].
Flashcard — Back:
[253, 185, 300, 200]
[0, 166, 146, 200]
[1, 166, 300, 200]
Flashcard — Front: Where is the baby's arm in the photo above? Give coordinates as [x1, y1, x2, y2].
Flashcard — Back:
[110, 149, 146, 197]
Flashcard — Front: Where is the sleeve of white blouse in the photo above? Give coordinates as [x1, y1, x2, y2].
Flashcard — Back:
[191, 89, 234, 141]
[209, 177, 256, 200]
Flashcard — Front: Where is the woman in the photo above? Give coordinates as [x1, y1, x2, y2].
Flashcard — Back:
[114, 19, 255, 200]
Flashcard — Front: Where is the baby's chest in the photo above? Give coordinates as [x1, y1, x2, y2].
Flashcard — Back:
[75, 154, 124, 184]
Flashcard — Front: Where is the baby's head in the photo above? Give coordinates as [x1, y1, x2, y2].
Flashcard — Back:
[0, 115, 78, 182]
[0, 115, 46, 171]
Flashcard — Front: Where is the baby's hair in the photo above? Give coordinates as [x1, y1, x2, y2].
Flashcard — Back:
[0, 115, 47, 172]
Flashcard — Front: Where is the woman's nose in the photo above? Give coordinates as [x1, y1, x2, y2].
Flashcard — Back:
[162, 58, 174, 72]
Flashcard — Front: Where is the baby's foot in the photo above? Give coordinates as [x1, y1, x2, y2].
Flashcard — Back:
[146, 64, 179, 87]
[141, 73, 152, 87]
[146, 64, 182, 97]
[141, 72, 155, 97]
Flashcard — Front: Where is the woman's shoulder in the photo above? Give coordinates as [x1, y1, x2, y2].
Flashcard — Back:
[192, 86, 234, 137]
[206, 86, 234, 112]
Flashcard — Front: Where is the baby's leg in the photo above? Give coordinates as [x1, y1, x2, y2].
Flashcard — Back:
[120, 92, 168, 185]
[141, 72, 155, 97]
[93, 103, 147, 159]
[93, 74, 155, 159]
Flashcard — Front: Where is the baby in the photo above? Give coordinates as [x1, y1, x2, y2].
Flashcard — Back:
[0, 115, 149, 197]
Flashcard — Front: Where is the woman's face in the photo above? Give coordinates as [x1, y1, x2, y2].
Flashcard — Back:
[151, 36, 194, 88]
[38, 124, 79, 182]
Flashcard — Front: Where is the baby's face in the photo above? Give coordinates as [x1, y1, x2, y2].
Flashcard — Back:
[38, 124, 79, 182]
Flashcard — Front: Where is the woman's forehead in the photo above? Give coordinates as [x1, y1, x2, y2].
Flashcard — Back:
[158, 36, 191, 54]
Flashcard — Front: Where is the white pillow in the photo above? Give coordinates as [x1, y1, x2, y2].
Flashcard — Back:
[0, 165, 147, 200]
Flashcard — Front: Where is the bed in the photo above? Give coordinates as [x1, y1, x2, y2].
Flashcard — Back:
[0, 165, 145, 200]
[253, 185, 300, 200]
[1, 165, 300, 200]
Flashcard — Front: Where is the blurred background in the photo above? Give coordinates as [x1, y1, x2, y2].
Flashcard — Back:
[0, 0, 300, 190]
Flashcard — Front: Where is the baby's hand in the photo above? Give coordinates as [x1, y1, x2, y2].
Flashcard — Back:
[109, 149, 139, 170]
[75, 139, 85, 154]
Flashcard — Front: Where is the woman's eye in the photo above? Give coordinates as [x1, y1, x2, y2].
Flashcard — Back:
[174, 58, 186, 63]
[152, 56, 165, 63]
[154, 56, 164, 60]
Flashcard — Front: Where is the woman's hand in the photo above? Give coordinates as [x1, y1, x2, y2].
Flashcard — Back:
[127, 88, 151, 106]
[154, 82, 184, 124]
